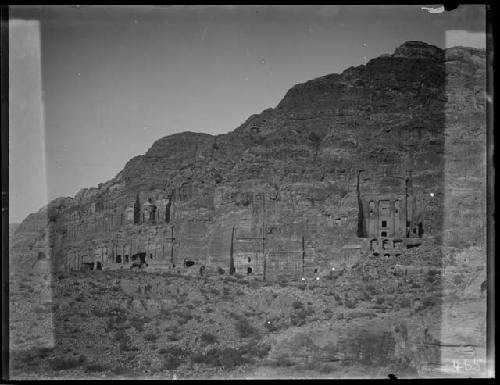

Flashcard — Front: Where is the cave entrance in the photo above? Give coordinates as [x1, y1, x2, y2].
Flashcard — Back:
[418, 222, 424, 237]
[381, 231, 388, 238]
[184, 260, 195, 267]
[247, 267, 253, 275]
[96, 262, 102, 270]
[130, 252, 147, 268]
[83, 262, 95, 270]
[125, 255, 129, 263]
[116, 255, 122, 263]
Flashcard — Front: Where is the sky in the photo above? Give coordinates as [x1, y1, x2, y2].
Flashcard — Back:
[9, 5, 486, 223]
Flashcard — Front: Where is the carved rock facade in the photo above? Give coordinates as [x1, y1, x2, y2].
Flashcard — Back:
[10, 42, 486, 281]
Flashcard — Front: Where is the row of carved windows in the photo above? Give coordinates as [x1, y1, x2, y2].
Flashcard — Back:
[369, 200, 401, 216]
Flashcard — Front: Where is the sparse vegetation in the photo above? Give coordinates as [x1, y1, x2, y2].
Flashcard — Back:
[9, 242, 479, 380]
[399, 297, 411, 308]
[144, 332, 158, 342]
[200, 332, 218, 345]
[421, 296, 437, 309]
[161, 346, 189, 370]
[272, 354, 295, 367]
[84, 363, 108, 373]
[234, 317, 259, 338]
[114, 330, 137, 352]
[48, 355, 86, 371]
[345, 298, 358, 309]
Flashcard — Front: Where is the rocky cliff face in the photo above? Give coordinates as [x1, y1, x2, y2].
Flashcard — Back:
[10, 41, 486, 279]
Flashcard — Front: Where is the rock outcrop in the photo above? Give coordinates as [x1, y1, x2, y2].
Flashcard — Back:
[10, 41, 486, 280]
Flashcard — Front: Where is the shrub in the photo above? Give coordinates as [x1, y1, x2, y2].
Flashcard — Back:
[144, 333, 158, 342]
[426, 269, 440, 284]
[320, 363, 334, 373]
[37, 347, 55, 358]
[167, 332, 180, 341]
[129, 316, 150, 332]
[453, 274, 463, 285]
[33, 305, 48, 314]
[399, 297, 411, 308]
[361, 291, 372, 301]
[210, 288, 220, 295]
[345, 298, 357, 309]
[422, 296, 437, 308]
[290, 310, 307, 326]
[173, 310, 192, 323]
[114, 330, 137, 352]
[272, 354, 294, 367]
[191, 351, 214, 365]
[235, 318, 259, 338]
[200, 332, 218, 345]
[301, 359, 321, 371]
[193, 346, 248, 369]
[238, 341, 272, 360]
[219, 347, 245, 368]
[376, 296, 385, 305]
[48, 356, 84, 371]
[74, 294, 85, 302]
[264, 317, 287, 332]
[160, 346, 189, 370]
[292, 301, 304, 310]
[84, 363, 107, 372]
[163, 355, 182, 370]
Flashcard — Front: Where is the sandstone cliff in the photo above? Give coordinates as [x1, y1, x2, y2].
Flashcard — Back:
[10, 41, 486, 278]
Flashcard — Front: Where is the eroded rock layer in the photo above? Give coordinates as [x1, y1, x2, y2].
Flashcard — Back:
[10, 41, 486, 280]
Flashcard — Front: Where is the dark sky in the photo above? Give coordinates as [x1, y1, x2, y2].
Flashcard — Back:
[9, 5, 486, 223]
